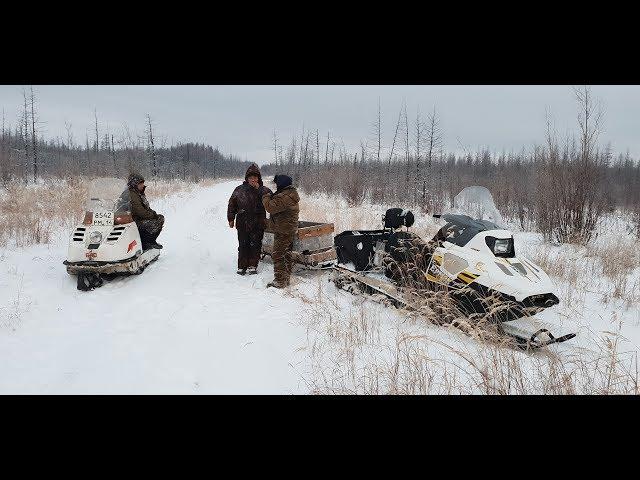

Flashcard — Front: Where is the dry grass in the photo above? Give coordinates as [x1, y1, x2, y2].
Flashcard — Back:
[586, 239, 640, 302]
[528, 235, 640, 306]
[292, 196, 640, 394]
[0, 178, 87, 247]
[297, 275, 639, 395]
[0, 177, 224, 248]
[297, 190, 441, 239]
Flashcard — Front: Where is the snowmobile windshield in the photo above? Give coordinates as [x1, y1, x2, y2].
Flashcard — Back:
[436, 186, 505, 247]
[84, 177, 128, 212]
[445, 186, 504, 227]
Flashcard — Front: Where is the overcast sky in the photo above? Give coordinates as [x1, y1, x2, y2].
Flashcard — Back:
[0, 85, 638, 165]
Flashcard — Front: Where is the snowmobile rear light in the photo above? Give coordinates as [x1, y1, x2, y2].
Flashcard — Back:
[83, 212, 93, 225]
[114, 213, 133, 225]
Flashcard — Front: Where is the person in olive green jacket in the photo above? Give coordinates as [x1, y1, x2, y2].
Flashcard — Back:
[262, 174, 299, 288]
[122, 173, 165, 250]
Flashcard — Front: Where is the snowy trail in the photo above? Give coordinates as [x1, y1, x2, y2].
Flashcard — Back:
[0, 181, 310, 394]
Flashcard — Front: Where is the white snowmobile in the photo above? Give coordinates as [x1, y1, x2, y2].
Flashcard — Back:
[331, 186, 576, 349]
[63, 178, 160, 291]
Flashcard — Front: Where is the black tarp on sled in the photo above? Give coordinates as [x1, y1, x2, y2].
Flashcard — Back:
[334, 230, 388, 271]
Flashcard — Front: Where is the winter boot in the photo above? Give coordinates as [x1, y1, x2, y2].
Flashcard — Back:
[247, 266, 258, 275]
[139, 231, 153, 251]
[237, 268, 247, 275]
[267, 280, 286, 288]
[149, 231, 163, 249]
[77, 272, 104, 291]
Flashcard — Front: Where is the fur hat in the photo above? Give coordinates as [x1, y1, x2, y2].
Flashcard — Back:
[127, 172, 145, 189]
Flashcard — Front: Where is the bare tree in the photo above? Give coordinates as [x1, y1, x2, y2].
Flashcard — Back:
[383, 105, 403, 203]
[85, 130, 90, 169]
[65, 121, 74, 148]
[1, 108, 5, 182]
[325, 131, 330, 164]
[273, 130, 279, 168]
[538, 86, 607, 244]
[111, 134, 116, 171]
[413, 107, 424, 206]
[315, 129, 320, 187]
[94, 108, 100, 154]
[22, 88, 30, 185]
[403, 102, 410, 195]
[375, 97, 382, 164]
[30, 86, 38, 183]
[146, 114, 157, 177]
[424, 108, 442, 205]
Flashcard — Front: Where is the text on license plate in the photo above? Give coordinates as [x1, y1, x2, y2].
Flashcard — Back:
[92, 211, 114, 226]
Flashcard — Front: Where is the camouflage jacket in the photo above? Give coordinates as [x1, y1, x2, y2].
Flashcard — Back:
[129, 187, 158, 221]
[262, 186, 300, 234]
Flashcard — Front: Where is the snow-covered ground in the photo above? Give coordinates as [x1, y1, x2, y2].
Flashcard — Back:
[1, 180, 639, 394]
[0, 180, 313, 394]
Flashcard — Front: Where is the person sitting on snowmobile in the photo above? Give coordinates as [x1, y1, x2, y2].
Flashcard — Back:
[227, 164, 272, 275]
[122, 173, 165, 250]
[262, 174, 299, 288]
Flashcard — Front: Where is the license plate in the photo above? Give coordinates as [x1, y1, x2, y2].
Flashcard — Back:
[92, 210, 114, 226]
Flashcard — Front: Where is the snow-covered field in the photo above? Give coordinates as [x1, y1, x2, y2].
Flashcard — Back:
[0, 180, 312, 394]
[1, 180, 639, 394]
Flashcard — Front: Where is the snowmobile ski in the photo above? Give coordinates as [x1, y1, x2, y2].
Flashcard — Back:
[501, 325, 577, 350]
[331, 264, 576, 350]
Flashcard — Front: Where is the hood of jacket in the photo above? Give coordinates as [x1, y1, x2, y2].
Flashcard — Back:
[245, 164, 263, 185]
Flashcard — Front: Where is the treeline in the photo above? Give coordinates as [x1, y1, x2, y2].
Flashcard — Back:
[0, 89, 252, 184]
[0, 130, 251, 182]
[261, 88, 640, 244]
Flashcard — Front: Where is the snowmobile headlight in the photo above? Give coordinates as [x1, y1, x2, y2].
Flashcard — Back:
[89, 231, 103, 244]
[493, 239, 510, 254]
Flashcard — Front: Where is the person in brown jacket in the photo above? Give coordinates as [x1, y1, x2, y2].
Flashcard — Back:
[262, 174, 299, 288]
[120, 173, 165, 250]
[227, 164, 272, 275]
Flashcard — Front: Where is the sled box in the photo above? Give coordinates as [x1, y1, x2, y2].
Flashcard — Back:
[263, 221, 337, 268]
